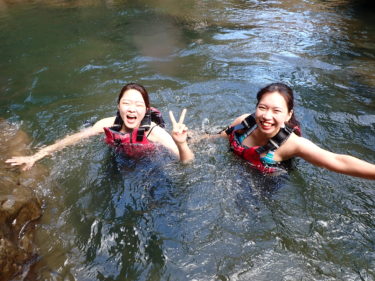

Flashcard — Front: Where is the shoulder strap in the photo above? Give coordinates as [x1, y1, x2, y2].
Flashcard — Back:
[255, 126, 294, 154]
[150, 107, 165, 128]
[140, 109, 152, 131]
[136, 127, 146, 142]
[114, 107, 165, 130]
[139, 107, 165, 131]
[225, 113, 256, 135]
[146, 124, 159, 137]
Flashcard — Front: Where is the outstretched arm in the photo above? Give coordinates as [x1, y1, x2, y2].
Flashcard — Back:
[193, 113, 251, 142]
[294, 136, 375, 180]
[5, 117, 115, 171]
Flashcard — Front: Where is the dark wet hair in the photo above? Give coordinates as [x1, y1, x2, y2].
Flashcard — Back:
[114, 83, 150, 126]
[117, 83, 150, 108]
[256, 83, 301, 134]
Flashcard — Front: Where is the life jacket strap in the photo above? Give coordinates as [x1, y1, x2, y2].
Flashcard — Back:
[139, 107, 166, 131]
[225, 113, 256, 135]
[140, 109, 152, 131]
[256, 126, 294, 154]
[226, 113, 298, 154]
[136, 128, 146, 142]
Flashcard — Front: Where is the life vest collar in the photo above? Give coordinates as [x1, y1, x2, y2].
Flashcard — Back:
[225, 113, 256, 135]
[255, 126, 294, 154]
[104, 107, 165, 157]
[139, 107, 165, 130]
[226, 113, 296, 155]
[113, 107, 165, 141]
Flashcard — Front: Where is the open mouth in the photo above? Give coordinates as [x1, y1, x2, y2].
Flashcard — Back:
[126, 115, 137, 123]
[260, 121, 273, 130]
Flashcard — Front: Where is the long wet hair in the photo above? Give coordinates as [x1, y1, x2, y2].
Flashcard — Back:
[256, 83, 301, 135]
[114, 83, 150, 126]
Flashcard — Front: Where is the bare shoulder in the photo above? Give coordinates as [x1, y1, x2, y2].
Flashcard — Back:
[148, 125, 171, 141]
[217, 113, 252, 138]
[287, 133, 330, 160]
[147, 124, 179, 155]
[292, 134, 319, 152]
[92, 117, 116, 132]
[276, 132, 313, 159]
[230, 113, 252, 127]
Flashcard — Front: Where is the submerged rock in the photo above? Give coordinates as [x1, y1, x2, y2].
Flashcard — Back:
[0, 119, 45, 281]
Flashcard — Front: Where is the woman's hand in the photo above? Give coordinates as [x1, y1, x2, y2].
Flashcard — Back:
[5, 155, 37, 171]
[5, 119, 111, 171]
[169, 109, 189, 145]
[168, 108, 194, 163]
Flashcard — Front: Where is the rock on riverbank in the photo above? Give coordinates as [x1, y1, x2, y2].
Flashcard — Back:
[0, 120, 45, 281]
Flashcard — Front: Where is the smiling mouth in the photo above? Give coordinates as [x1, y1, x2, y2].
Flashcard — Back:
[126, 115, 137, 122]
[260, 121, 273, 128]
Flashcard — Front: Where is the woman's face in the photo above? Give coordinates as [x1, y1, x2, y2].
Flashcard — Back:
[118, 89, 147, 131]
[255, 91, 292, 137]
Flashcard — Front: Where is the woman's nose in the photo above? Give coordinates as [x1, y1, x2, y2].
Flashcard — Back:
[127, 105, 136, 112]
[263, 110, 272, 119]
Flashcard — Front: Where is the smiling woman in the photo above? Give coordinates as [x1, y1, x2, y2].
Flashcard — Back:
[217, 83, 375, 179]
[5, 83, 194, 170]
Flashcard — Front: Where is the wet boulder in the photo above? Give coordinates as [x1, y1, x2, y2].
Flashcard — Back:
[0, 119, 44, 281]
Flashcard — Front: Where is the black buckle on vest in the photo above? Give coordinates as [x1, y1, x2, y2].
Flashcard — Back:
[114, 138, 122, 147]
[223, 126, 233, 135]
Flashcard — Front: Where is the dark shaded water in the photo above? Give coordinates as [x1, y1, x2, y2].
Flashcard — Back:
[1, 0, 374, 280]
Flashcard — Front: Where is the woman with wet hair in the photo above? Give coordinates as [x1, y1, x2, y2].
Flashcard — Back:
[6, 83, 194, 170]
[218, 83, 375, 179]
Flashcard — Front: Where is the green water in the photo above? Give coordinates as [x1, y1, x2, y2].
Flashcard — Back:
[1, 0, 374, 280]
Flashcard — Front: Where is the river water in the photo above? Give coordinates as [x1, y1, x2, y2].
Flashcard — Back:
[1, 0, 374, 280]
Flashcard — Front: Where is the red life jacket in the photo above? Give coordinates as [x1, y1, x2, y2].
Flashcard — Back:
[104, 107, 165, 158]
[225, 114, 301, 173]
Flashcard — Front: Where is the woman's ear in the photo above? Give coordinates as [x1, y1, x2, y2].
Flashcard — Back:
[286, 109, 293, 122]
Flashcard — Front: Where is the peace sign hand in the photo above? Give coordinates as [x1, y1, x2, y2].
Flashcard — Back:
[169, 108, 189, 145]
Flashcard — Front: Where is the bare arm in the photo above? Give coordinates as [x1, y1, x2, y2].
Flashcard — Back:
[148, 109, 194, 163]
[204, 113, 251, 140]
[149, 122, 194, 164]
[176, 141, 194, 163]
[294, 136, 375, 180]
[5, 117, 115, 170]
[170, 128, 195, 164]
[168, 109, 194, 163]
